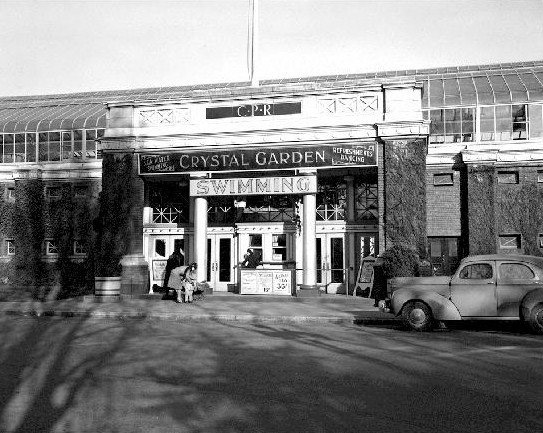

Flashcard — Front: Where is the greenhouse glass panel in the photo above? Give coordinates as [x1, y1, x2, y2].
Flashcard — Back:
[444, 108, 461, 143]
[495, 105, 512, 140]
[529, 104, 543, 138]
[38, 132, 48, 161]
[480, 106, 495, 141]
[62, 132, 72, 160]
[462, 108, 474, 141]
[429, 109, 444, 143]
[512, 104, 527, 140]
[473, 76, 494, 104]
[26, 133, 36, 162]
[73, 130, 83, 159]
[49, 132, 61, 161]
[3, 134, 14, 163]
[14, 133, 25, 162]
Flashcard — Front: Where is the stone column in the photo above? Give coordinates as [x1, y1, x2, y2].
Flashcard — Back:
[344, 175, 355, 222]
[298, 175, 319, 297]
[344, 175, 355, 292]
[193, 195, 208, 283]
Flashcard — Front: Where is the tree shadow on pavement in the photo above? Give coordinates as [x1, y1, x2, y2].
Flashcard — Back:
[0, 306, 140, 433]
[138, 320, 543, 433]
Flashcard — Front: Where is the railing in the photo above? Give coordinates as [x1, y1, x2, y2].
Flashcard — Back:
[152, 205, 188, 224]
[151, 204, 349, 224]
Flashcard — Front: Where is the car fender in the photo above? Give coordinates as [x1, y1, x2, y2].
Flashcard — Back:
[392, 289, 461, 321]
[520, 288, 543, 318]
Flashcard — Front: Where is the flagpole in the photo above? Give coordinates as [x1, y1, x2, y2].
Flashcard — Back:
[248, 0, 259, 87]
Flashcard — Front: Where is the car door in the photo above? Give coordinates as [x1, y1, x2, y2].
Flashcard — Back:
[497, 261, 543, 317]
[450, 261, 497, 317]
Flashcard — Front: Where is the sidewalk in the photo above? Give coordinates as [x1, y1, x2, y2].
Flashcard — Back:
[0, 292, 400, 326]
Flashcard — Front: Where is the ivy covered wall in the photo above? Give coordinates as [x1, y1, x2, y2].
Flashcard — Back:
[383, 138, 428, 257]
[466, 165, 496, 255]
[0, 176, 100, 300]
[466, 164, 543, 256]
[95, 152, 146, 279]
[496, 167, 543, 256]
[0, 183, 16, 284]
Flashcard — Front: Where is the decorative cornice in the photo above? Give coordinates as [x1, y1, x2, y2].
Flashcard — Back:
[101, 126, 379, 152]
[376, 121, 429, 138]
[1, 161, 102, 181]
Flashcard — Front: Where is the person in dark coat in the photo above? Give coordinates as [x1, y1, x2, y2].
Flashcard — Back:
[372, 256, 387, 307]
[163, 247, 185, 289]
[242, 248, 261, 268]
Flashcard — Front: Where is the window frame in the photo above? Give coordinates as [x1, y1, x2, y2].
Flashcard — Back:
[45, 240, 59, 256]
[498, 234, 521, 250]
[45, 186, 62, 200]
[73, 240, 87, 256]
[497, 171, 519, 185]
[432, 173, 454, 186]
[6, 239, 14, 256]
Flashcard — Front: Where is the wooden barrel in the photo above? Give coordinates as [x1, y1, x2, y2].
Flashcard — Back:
[94, 277, 121, 299]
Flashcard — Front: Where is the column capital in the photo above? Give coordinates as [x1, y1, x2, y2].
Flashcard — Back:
[297, 169, 317, 176]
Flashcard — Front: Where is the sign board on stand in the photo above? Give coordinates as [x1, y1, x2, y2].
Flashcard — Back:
[152, 260, 167, 282]
[354, 256, 376, 297]
[239, 269, 293, 295]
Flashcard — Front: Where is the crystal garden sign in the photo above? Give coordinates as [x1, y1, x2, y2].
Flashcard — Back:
[139, 142, 377, 175]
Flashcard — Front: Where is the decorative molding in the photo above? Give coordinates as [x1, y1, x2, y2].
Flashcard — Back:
[462, 148, 543, 164]
[5, 162, 102, 181]
[376, 122, 429, 138]
[317, 95, 379, 114]
[138, 107, 190, 126]
[102, 126, 379, 153]
[143, 227, 191, 235]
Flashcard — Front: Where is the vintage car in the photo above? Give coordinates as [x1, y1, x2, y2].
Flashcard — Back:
[379, 254, 543, 333]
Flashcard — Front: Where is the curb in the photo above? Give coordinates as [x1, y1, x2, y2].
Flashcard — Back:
[1, 308, 372, 324]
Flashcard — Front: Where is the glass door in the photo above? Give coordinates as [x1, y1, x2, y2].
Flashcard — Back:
[316, 234, 345, 293]
[207, 234, 235, 291]
[149, 235, 187, 289]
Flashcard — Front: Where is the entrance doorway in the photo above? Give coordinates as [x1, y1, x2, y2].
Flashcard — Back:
[147, 234, 187, 289]
[428, 237, 460, 275]
[316, 234, 345, 293]
[207, 234, 235, 291]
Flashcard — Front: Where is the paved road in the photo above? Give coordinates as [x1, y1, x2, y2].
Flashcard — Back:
[1, 316, 542, 433]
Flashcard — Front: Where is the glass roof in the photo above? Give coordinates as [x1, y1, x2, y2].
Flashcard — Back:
[0, 60, 542, 132]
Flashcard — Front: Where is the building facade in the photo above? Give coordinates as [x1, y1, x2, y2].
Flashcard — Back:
[1, 60, 543, 298]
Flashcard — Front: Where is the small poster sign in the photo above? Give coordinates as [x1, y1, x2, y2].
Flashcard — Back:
[355, 256, 376, 297]
[152, 260, 167, 281]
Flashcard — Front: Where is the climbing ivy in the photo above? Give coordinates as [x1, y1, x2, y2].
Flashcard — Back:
[383, 138, 428, 257]
[94, 153, 141, 276]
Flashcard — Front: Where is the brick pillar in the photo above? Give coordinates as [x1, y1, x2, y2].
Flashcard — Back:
[381, 138, 428, 256]
[98, 152, 149, 295]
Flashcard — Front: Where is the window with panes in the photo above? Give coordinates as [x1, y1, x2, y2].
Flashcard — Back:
[0, 128, 104, 163]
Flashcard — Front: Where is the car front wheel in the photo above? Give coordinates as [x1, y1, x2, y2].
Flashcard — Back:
[402, 301, 434, 331]
[528, 303, 543, 334]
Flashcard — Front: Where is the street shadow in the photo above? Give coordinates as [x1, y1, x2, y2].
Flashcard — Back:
[0, 304, 141, 433]
[138, 320, 543, 433]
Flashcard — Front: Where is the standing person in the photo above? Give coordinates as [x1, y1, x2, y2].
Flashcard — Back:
[182, 262, 198, 303]
[242, 248, 260, 268]
[163, 247, 185, 290]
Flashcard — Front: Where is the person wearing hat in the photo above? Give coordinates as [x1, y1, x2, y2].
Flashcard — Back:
[168, 262, 198, 303]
